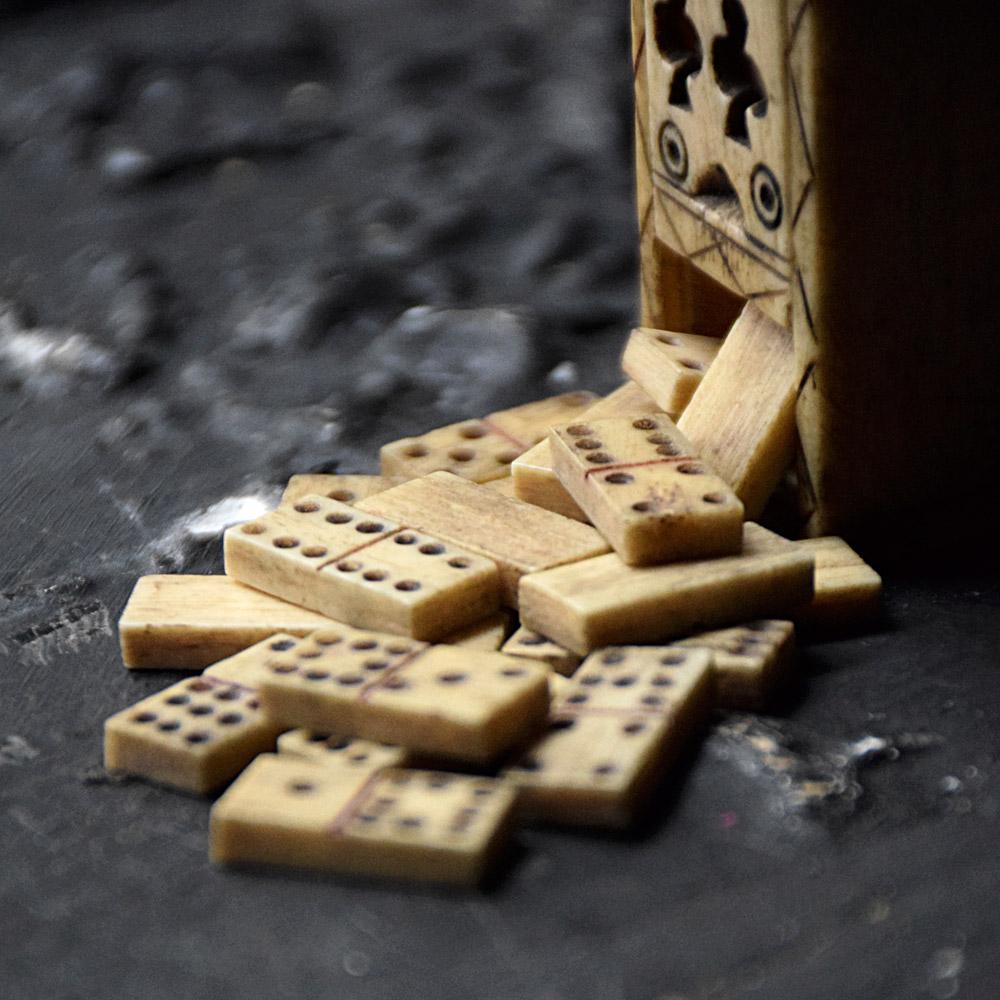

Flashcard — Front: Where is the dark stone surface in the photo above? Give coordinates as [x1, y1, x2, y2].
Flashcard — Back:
[1, 3, 998, 999]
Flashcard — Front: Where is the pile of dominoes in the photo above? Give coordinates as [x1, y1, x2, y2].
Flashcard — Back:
[105, 303, 881, 886]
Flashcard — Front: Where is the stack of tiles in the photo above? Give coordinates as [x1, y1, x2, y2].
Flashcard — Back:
[104, 309, 884, 887]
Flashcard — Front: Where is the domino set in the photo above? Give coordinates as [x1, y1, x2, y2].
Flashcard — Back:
[105, 301, 883, 888]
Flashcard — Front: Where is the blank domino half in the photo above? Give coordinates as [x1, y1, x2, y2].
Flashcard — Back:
[620, 328, 722, 414]
[259, 631, 550, 764]
[549, 415, 744, 565]
[675, 620, 795, 710]
[357, 472, 609, 606]
[224, 494, 500, 640]
[519, 522, 814, 655]
[501, 626, 581, 677]
[678, 303, 798, 521]
[503, 646, 713, 827]
[103, 638, 294, 794]
[210, 754, 518, 885]
[512, 382, 662, 522]
[380, 391, 596, 484]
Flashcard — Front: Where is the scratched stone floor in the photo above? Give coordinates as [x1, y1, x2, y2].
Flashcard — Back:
[1, 2, 999, 999]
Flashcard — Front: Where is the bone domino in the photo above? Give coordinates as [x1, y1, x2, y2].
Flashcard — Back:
[549, 415, 744, 565]
[103, 637, 307, 794]
[223, 494, 500, 640]
[518, 522, 814, 655]
[357, 472, 609, 606]
[210, 754, 519, 885]
[379, 391, 596, 484]
[259, 632, 550, 764]
[503, 646, 713, 827]
[621, 327, 722, 414]
[675, 620, 795, 710]
[511, 381, 663, 522]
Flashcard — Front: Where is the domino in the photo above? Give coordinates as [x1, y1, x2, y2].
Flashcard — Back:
[119, 574, 334, 670]
[259, 632, 550, 764]
[119, 575, 508, 670]
[357, 472, 609, 606]
[512, 382, 662, 521]
[519, 522, 814, 655]
[224, 494, 500, 640]
[380, 391, 596, 484]
[795, 537, 882, 628]
[442, 610, 512, 652]
[678, 303, 799, 521]
[549, 415, 744, 565]
[503, 646, 713, 827]
[501, 627, 581, 677]
[484, 476, 519, 499]
[210, 754, 519, 885]
[281, 474, 392, 507]
[277, 730, 411, 772]
[103, 638, 290, 794]
[675, 620, 795, 710]
[620, 327, 722, 414]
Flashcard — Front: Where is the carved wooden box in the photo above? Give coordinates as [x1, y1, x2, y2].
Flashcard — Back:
[632, 1, 1000, 535]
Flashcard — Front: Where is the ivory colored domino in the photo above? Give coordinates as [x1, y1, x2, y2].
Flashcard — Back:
[484, 476, 518, 498]
[675, 620, 795, 710]
[512, 381, 662, 522]
[796, 536, 882, 627]
[210, 754, 518, 885]
[119, 574, 336, 669]
[621, 327, 722, 414]
[503, 646, 713, 827]
[678, 303, 799, 520]
[281, 474, 392, 507]
[518, 522, 815, 655]
[120, 575, 507, 670]
[443, 610, 512, 652]
[224, 494, 500, 640]
[380, 391, 596, 484]
[357, 472, 609, 606]
[549, 415, 744, 565]
[277, 730, 411, 772]
[103, 639, 291, 794]
[501, 626, 581, 677]
[259, 632, 550, 764]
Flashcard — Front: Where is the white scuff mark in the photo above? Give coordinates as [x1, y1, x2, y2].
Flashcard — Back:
[845, 735, 892, 761]
[545, 360, 579, 389]
[10, 602, 112, 664]
[0, 299, 119, 393]
[184, 494, 276, 539]
[151, 489, 281, 568]
[927, 944, 965, 998]
[342, 951, 371, 977]
[0, 735, 40, 766]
